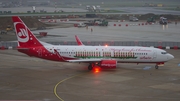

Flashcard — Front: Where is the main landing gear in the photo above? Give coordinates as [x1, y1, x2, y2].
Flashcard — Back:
[155, 65, 159, 69]
[88, 64, 93, 70]
[88, 63, 97, 70]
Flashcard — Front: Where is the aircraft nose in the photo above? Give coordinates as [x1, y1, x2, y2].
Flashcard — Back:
[167, 54, 174, 60]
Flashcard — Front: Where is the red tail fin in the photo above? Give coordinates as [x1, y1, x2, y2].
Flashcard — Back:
[12, 16, 42, 47]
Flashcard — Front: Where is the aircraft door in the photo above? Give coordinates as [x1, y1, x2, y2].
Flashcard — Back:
[153, 50, 157, 60]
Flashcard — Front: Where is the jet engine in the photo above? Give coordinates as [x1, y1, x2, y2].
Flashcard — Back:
[100, 60, 117, 69]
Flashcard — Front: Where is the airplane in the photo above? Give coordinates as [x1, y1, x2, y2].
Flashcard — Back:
[12, 16, 174, 71]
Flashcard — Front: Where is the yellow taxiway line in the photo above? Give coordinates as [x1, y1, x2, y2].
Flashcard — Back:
[54, 73, 86, 101]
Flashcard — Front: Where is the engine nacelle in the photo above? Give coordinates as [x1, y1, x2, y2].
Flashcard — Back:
[100, 60, 117, 69]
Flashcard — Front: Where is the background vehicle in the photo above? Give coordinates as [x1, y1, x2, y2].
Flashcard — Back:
[6, 25, 13, 31]
[85, 19, 108, 26]
[77, 23, 86, 27]
[147, 16, 156, 23]
[129, 16, 138, 22]
[159, 17, 168, 25]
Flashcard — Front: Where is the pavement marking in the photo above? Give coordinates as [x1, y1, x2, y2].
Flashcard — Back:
[54, 72, 86, 101]
[143, 66, 152, 70]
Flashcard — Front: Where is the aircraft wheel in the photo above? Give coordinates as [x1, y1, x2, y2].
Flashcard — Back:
[155, 65, 159, 69]
[88, 64, 93, 70]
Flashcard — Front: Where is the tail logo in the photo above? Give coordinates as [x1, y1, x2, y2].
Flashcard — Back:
[14, 22, 29, 42]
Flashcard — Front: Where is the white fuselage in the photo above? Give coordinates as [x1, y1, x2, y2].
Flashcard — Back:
[44, 45, 173, 63]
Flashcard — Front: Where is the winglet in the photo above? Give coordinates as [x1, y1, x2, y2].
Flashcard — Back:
[75, 35, 84, 46]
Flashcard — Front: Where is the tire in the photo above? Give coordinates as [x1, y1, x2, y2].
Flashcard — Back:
[155, 65, 159, 69]
[88, 64, 93, 70]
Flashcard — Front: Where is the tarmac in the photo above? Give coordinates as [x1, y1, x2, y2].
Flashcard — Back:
[0, 49, 180, 101]
[1, 19, 180, 101]
[1, 21, 180, 42]
[1, 7, 180, 15]
[32, 21, 180, 42]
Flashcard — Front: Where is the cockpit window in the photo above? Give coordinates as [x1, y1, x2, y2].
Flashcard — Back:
[161, 52, 167, 54]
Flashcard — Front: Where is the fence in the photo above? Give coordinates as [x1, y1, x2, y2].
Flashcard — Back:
[0, 41, 180, 49]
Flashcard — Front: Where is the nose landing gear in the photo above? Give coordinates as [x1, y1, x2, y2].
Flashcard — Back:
[155, 62, 164, 69]
[155, 65, 159, 69]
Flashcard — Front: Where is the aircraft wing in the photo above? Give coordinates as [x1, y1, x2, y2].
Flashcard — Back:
[67, 59, 102, 63]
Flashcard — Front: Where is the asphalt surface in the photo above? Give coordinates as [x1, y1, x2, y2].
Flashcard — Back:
[0, 49, 180, 101]
[1, 7, 180, 15]
[112, 7, 180, 15]
[0, 7, 87, 13]
[32, 21, 180, 42]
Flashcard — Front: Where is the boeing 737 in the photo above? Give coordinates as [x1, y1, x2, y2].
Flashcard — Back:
[12, 16, 174, 70]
